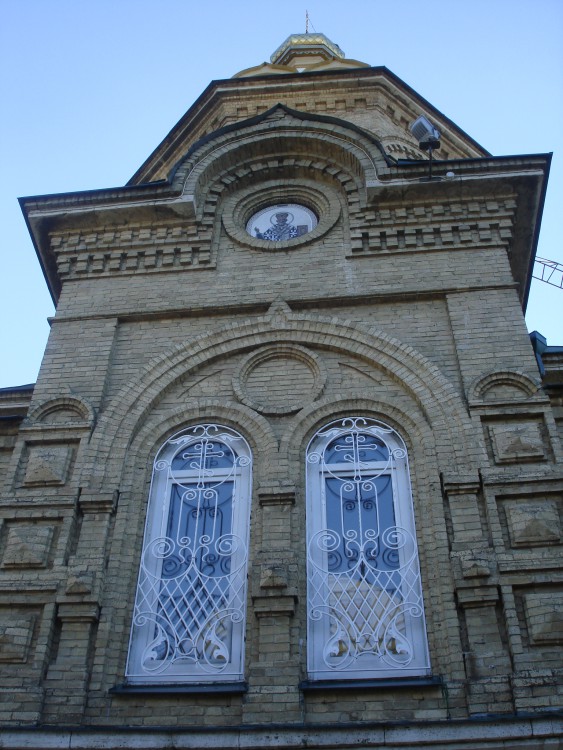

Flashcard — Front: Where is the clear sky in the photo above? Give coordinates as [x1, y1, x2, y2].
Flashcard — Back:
[1, 0, 562, 388]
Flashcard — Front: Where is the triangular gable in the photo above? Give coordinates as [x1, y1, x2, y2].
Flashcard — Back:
[128, 66, 490, 186]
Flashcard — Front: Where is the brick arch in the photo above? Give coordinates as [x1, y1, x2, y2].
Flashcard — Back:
[26, 395, 95, 426]
[280, 394, 437, 469]
[203, 159, 351, 227]
[84, 311, 480, 490]
[468, 369, 543, 403]
[193, 139, 364, 217]
[171, 105, 387, 208]
[119, 399, 278, 491]
[279, 393, 442, 518]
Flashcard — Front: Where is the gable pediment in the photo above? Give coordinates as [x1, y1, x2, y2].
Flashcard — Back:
[169, 103, 390, 203]
[128, 67, 490, 187]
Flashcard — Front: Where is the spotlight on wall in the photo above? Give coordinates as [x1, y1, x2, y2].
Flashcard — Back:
[410, 115, 441, 179]
[410, 115, 441, 149]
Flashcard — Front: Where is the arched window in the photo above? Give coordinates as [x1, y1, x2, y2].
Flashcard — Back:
[306, 417, 430, 680]
[126, 424, 252, 684]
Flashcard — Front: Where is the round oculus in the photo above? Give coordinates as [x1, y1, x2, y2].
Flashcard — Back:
[246, 204, 318, 242]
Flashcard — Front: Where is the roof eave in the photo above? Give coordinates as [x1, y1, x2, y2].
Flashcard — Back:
[128, 65, 490, 185]
[390, 153, 552, 308]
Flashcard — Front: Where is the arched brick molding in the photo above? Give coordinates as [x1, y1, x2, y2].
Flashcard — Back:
[280, 394, 436, 469]
[171, 104, 388, 204]
[26, 395, 95, 427]
[167, 106, 386, 259]
[83, 310, 482, 491]
[120, 399, 278, 491]
[468, 369, 543, 404]
[232, 343, 327, 415]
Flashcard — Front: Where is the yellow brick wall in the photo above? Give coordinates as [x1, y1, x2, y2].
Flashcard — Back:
[1, 74, 561, 740]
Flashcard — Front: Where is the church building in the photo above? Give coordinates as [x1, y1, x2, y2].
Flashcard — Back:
[1, 33, 561, 749]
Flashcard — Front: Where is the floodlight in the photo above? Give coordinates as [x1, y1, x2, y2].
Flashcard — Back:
[410, 115, 442, 179]
[410, 115, 441, 151]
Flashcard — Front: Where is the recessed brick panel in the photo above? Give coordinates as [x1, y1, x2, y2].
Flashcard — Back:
[2, 523, 55, 568]
[488, 422, 546, 464]
[22, 444, 73, 486]
[0, 613, 36, 663]
[505, 501, 561, 548]
[524, 592, 563, 645]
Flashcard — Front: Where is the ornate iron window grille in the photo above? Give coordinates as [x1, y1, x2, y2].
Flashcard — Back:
[126, 424, 252, 683]
[306, 417, 430, 680]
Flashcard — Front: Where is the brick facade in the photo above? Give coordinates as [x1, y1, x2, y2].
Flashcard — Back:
[1, 34, 561, 749]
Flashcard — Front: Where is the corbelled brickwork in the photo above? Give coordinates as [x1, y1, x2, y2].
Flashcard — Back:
[1, 33, 561, 750]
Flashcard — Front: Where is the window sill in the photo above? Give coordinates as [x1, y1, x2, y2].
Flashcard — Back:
[109, 681, 247, 695]
[300, 676, 443, 692]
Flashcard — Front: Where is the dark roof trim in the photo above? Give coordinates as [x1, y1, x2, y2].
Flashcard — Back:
[167, 102, 393, 184]
[523, 151, 552, 310]
[18, 199, 58, 305]
[0, 383, 35, 393]
[19, 179, 168, 210]
[397, 153, 552, 167]
[373, 66, 490, 156]
[19, 103, 394, 215]
[128, 65, 490, 185]
[20, 151, 548, 212]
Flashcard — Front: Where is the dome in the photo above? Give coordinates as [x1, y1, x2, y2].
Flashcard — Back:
[233, 32, 369, 78]
[270, 33, 345, 66]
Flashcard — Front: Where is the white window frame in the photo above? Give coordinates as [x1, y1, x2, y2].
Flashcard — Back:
[126, 424, 252, 684]
[306, 417, 430, 680]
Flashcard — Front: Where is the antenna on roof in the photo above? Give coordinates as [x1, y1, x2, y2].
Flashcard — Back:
[305, 10, 317, 33]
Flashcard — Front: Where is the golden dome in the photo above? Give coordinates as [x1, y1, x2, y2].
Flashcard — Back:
[233, 33, 369, 78]
[270, 33, 345, 66]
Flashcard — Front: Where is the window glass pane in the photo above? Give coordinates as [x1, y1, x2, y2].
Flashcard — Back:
[166, 482, 234, 578]
[127, 425, 251, 683]
[324, 432, 390, 465]
[171, 438, 235, 472]
[307, 417, 430, 680]
[324, 474, 397, 575]
[150, 481, 236, 670]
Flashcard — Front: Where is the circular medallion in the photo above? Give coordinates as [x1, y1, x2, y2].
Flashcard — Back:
[246, 204, 317, 242]
[233, 344, 327, 415]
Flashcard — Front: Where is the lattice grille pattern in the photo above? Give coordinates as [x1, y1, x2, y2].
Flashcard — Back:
[306, 417, 430, 679]
[127, 425, 252, 682]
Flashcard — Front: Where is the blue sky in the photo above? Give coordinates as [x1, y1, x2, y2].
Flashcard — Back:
[1, 0, 562, 388]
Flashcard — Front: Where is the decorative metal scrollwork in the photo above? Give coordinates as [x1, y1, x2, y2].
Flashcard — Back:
[306, 417, 430, 679]
[127, 424, 252, 682]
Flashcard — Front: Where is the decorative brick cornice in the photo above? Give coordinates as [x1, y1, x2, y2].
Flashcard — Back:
[56, 602, 100, 622]
[51, 222, 214, 282]
[258, 487, 296, 506]
[456, 586, 499, 607]
[349, 196, 516, 257]
[252, 594, 297, 617]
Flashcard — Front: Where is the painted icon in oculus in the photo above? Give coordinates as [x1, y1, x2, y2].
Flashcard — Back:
[246, 204, 317, 241]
